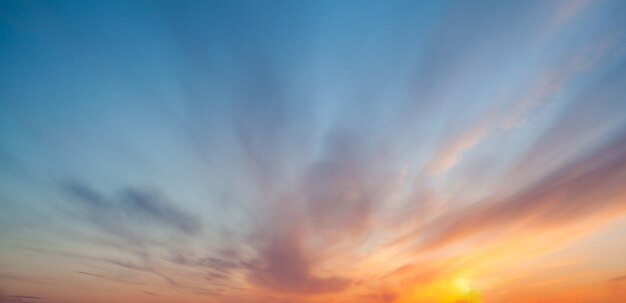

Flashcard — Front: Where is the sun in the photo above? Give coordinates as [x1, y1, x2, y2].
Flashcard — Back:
[446, 277, 482, 303]
[402, 276, 483, 303]
[454, 277, 471, 293]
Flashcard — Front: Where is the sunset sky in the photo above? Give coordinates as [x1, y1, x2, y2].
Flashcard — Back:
[1, 1, 626, 302]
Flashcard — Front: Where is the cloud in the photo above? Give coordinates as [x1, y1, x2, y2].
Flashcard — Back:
[421, 129, 626, 250]
[502, 56, 626, 187]
[7, 296, 42, 303]
[103, 258, 181, 288]
[198, 257, 241, 273]
[121, 188, 201, 234]
[62, 181, 202, 237]
[234, 133, 391, 296]
[610, 275, 626, 283]
[359, 289, 399, 303]
[425, 29, 623, 177]
[76, 271, 144, 285]
[245, 231, 350, 295]
[0, 274, 51, 286]
[551, 0, 594, 32]
[427, 117, 493, 176]
[300, 134, 378, 242]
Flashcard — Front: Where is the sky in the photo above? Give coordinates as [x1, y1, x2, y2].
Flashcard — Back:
[1, 0, 626, 302]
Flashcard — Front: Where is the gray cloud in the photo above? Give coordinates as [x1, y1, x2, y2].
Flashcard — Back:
[62, 181, 202, 236]
[7, 296, 42, 303]
[121, 188, 201, 234]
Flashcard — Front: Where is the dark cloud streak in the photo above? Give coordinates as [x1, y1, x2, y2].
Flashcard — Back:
[62, 181, 202, 236]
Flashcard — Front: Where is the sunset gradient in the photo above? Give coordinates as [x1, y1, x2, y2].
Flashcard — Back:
[1, 1, 626, 303]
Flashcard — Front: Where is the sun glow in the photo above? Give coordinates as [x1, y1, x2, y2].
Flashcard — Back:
[454, 277, 471, 293]
[399, 277, 483, 303]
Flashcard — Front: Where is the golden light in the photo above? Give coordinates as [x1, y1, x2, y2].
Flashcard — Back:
[453, 277, 471, 293]
[399, 276, 483, 303]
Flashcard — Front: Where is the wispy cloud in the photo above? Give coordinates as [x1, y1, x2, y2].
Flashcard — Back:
[61, 181, 202, 237]
[422, 130, 626, 250]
